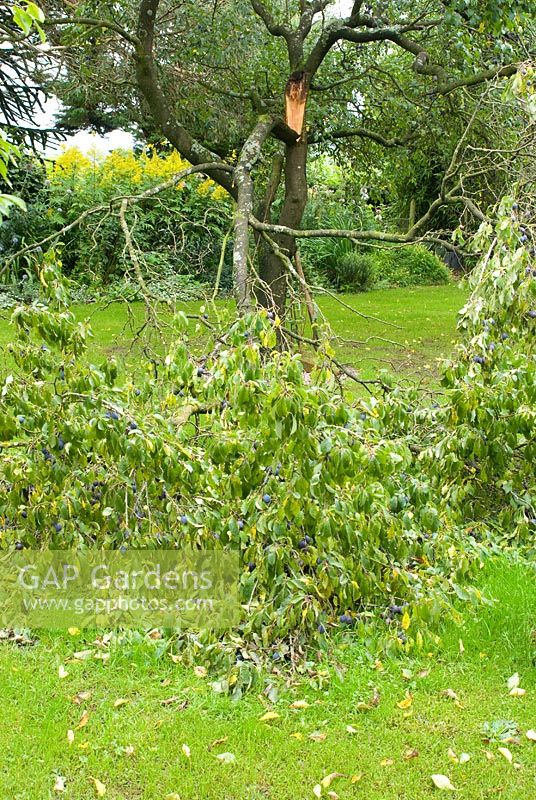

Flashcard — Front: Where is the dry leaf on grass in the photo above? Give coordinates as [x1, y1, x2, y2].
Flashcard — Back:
[431, 774, 456, 791]
[53, 775, 66, 793]
[90, 777, 106, 797]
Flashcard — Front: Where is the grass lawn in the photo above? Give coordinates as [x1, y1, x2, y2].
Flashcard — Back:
[0, 284, 468, 383]
[0, 558, 534, 799]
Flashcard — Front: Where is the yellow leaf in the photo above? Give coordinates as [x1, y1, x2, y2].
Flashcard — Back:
[290, 732, 303, 740]
[458, 639, 464, 654]
[309, 731, 327, 742]
[181, 743, 191, 758]
[397, 694, 413, 710]
[431, 774, 456, 791]
[320, 773, 345, 788]
[350, 773, 363, 784]
[67, 729, 75, 745]
[509, 687, 526, 697]
[380, 758, 394, 766]
[166, 795, 181, 800]
[90, 777, 106, 797]
[72, 690, 91, 705]
[259, 711, 280, 722]
[312, 784, 322, 798]
[58, 665, 69, 679]
[113, 698, 129, 708]
[76, 710, 90, 729]
[526, 729, 536, 741]
[401, 611, 411, 631]
[373, 660, 384, 671]
[498, 747, 512, 763]
[194, 665, 207, 678]
[403, 748, 419, 760]
[346, 725, 358, 734]
[447, 748, 458, 763]
[290, 700, 310, 709]
[68, 627, 80, 636]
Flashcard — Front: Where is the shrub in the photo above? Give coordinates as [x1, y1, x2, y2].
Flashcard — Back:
[335, 252, 374, 292]
[372, 244, 451, 287]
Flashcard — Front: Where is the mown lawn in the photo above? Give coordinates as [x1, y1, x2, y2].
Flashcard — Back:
[0, 559, 534, 799]
[0, 284, 468, 383]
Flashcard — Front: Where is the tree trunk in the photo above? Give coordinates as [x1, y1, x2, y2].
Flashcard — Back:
[257, 136, 308, 316]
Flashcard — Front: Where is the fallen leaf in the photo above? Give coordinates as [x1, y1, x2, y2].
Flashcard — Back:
[346, 725, 358, 734]
[402, 610, 411, 630]
[290, 732, 303, 740]
[313, 784, 322, 798]
[166, 794, 181, 800]
[459, 753, 471, 765]
[459, 639, 464, 654]
[320, 772, 345, 788]
[447, 748, 458, 764]
[441, 689, 458, 701]
[509, 687, 526, 697]
[309, 731, 327, 742]
[58, 665, 69, 679]
[53, 775, 66, 793]
[403, 748, 419, 760]
[401, 668, 413, 680]
[161, 696, 188, 710]
[380, 758, 394, 766]
[259, 711, 280, 722]
[526, 729, 536, 741]
[498, 747, 512, 763]
[90, 777, 106, 797]
[113, 698, 129, 708]
[485, 750, 495, 761]
[418, 669, 430, 679]
[181, 743, 191, 758]
[194, 665, 207, 678]
[161, 678, 172, 687]
[327, 793, 339, 800]
[373, 660, 384, 671]
[290, 700, 310, 709]
[76, 710, 90, 729]
[73, 649, 94, 661]
[72, 690, 91, 705]
[215, 752, 236, 764]
[123, 745, 135, 757]
[431, 774, 456, 791]
[209, 737, 228, 750]
[67, 729, 75, 745]
[350, 773, 363, 784]
[397, 693, 413, 710]
[148, 629, 162, 640]
[507, 673, 520, 691]
[68, 627, 80, 636]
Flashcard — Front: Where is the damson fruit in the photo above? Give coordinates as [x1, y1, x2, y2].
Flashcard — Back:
[339, 614, 353, 625]
[262, 493, 271, 505]
[317, 623, 326, 634]
[237, 519, 244, 530]
[473, 355, 485, 365]
[298, 539, 308, 550]
[247, 562, 255, 572]
[53, 522, 62, 532]
[304, 535, 313, 545]
[180, 515, 188, 524]
[15, 541, 24, 550]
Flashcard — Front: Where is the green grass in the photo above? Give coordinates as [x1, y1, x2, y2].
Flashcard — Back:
[0, 284, 468, 383]
[1, 558, 534, 799]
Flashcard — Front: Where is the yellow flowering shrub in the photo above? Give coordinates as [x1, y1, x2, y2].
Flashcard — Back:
[49, 145, 229, 200]
[50, 146, 92, 182]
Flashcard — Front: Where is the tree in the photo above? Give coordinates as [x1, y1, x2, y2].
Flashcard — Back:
[39, 2, 535, 313]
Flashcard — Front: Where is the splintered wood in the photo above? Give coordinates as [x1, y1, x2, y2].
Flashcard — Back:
[285, 72, 308, 137]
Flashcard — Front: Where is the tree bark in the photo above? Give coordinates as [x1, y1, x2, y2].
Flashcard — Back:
[233, 116, 275, 311]
[257, 136, 308, 316]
